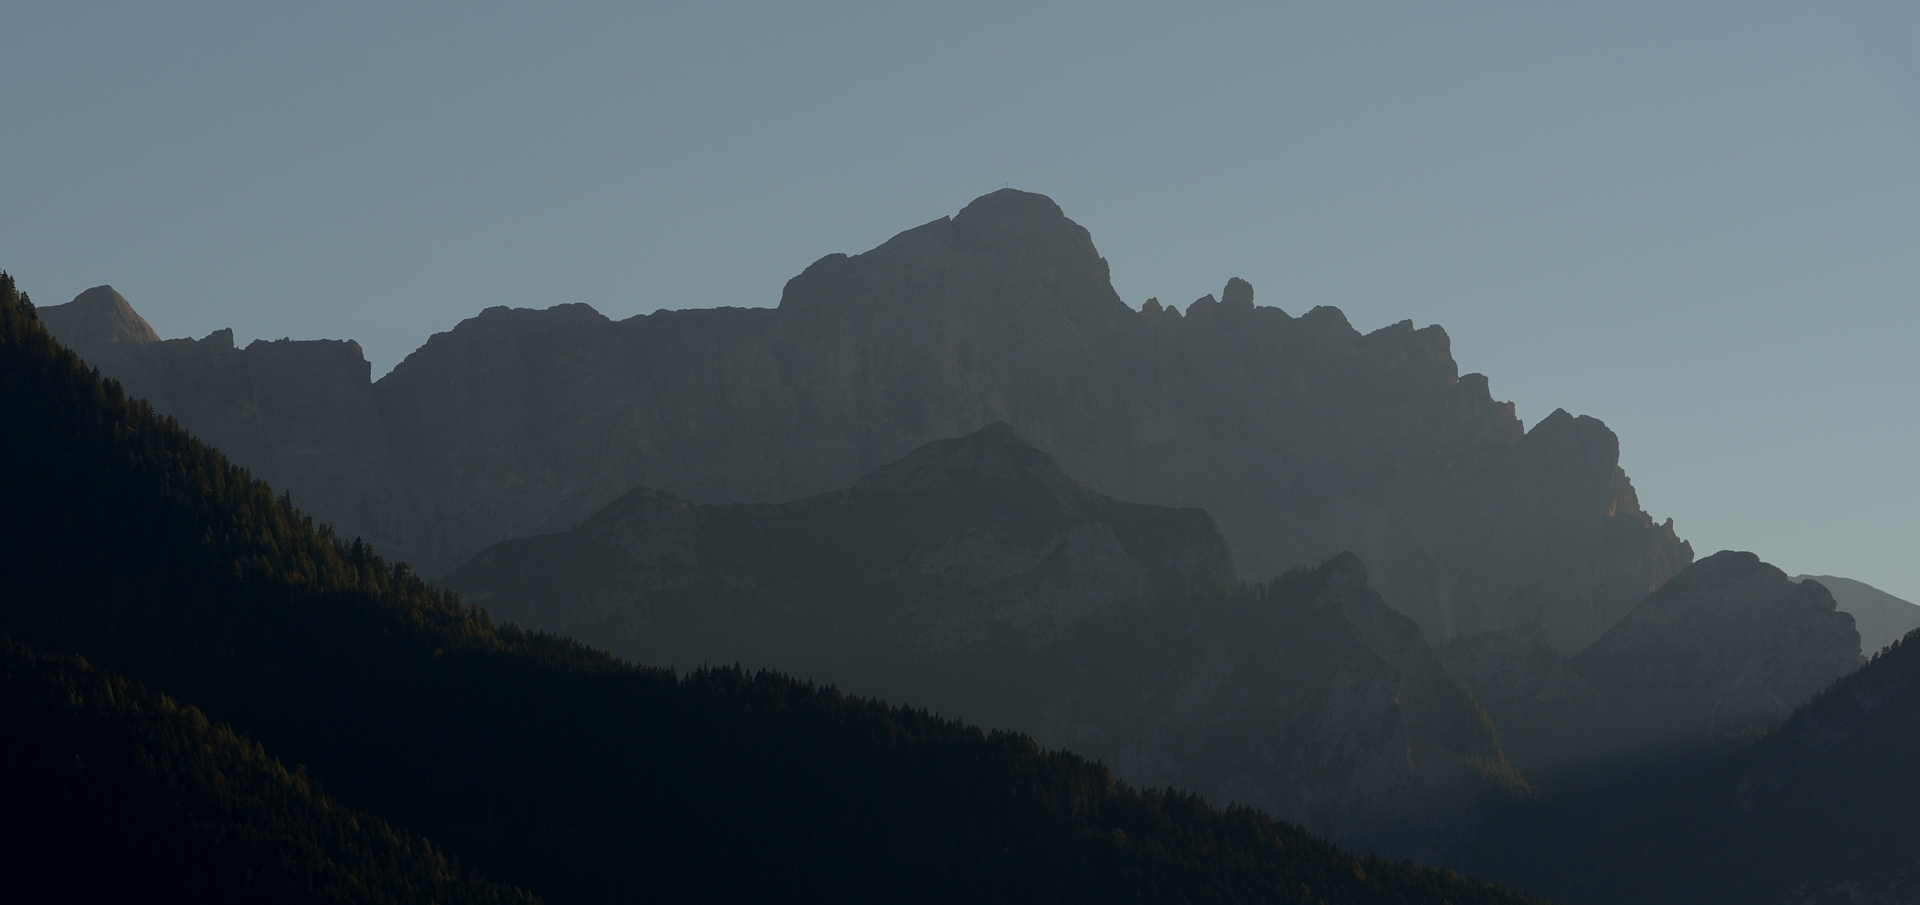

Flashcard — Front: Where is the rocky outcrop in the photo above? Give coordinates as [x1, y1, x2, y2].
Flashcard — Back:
[45, 189, 1692, 650]
[1795, 574, 1920, 655]
[447, 425, 1518, 857]
[35, 285, 161, 347]
[1442, 551, 1860, 778]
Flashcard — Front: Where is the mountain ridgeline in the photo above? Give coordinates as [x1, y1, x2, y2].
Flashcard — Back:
[18, 185, 1914, 902]
[447, 423, 1522, 856]
[1, 272, 1549, 900]
[40, 189, 1692, 653]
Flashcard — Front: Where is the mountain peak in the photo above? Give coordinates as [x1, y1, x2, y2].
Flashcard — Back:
[948, 189, 1108, 282]
[38, 285, 161, 348]
[854, 422, 1084, 497]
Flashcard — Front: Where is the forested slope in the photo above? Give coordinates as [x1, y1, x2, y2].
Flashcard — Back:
[0, 638, 538, 905]
[0, 269, 1542, 903]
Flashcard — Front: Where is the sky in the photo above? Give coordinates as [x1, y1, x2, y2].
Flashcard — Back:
[4, 2, 1917, 602]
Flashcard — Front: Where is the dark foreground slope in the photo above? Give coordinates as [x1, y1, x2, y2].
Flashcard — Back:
[0, 638, 538, 905]
[0, 272, 1545, 901]
[1463, 625, 1920, 904]
[450, 423, 1521, 857]
[44, 189, 1692, 652]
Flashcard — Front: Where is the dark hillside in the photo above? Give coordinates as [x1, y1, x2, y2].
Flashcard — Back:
[1459, 622, 1920, 904]
[0, 270, 1542, 904]
[0, 637, 537, 905]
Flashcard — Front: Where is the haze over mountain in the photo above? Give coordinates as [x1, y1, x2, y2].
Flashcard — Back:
[40, 189, 1691, 654]
[1442, 552, 1861, 781]
[448, 422, 1522, 856]
[1464, 614, 1920, 904]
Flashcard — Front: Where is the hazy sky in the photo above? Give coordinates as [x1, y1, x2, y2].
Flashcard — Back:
[5, 3, 1917, 602]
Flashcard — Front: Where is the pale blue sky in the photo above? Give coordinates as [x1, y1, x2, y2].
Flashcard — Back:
[5, 2, 1917, 601]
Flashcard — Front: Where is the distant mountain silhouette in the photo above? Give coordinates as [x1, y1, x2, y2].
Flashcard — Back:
[1795, 574, 1920, 654]
[447, 422, 1522, 856]
[39, 189, 1691, 652]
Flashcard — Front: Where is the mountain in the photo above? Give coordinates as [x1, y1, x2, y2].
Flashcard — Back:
[447, 422, 1520, 855]
[39, 189, 1691, 652]
[1796, 574, 1920, 655]
[447, 421, 1237, 674]
[3, 271, 1547, 902]
[1441, 551, 1861, 780]
[1463, 622, 1920, 904]
[31, 288, 419, 556]
[34, 284, 161, 346]
[0, 637, 537, 905]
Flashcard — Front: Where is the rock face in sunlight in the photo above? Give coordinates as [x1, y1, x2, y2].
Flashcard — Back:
[1441, 551, 1861, 778]
[41, 189, 1692, 651]
[446, 423, 1519, 858]
[36, 285, 161, 346]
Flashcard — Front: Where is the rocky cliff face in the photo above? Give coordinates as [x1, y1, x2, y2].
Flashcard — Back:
[1795, 574, 1920, 655]
[446, 424, 1518, 857]
[1442, 551, 1861, 778]
[43, 189, 1692, 651]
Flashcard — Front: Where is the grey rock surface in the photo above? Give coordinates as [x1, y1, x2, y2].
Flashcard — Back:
[1794, 574, 1920, 656]
[36, 285, 161, 347]
[43, 189, 1692, 651]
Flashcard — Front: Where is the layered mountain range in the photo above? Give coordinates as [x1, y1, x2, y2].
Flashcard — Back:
[38, 190, 1691, 652]
[17, 177, 1915, 901]
[4, 272, 1547, 904]
[448, 422, 1521, 855]
[1441, 554, 1862, 780]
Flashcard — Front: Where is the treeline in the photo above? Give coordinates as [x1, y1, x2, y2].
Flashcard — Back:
[0, 271, 1545, 904]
